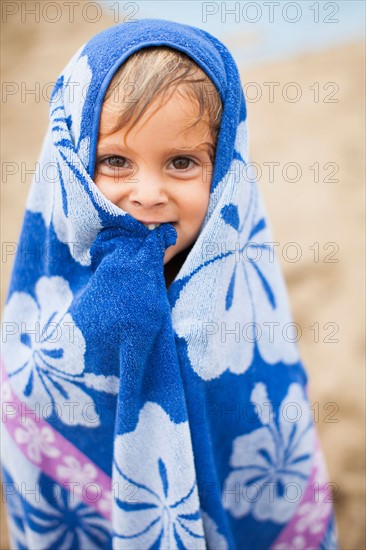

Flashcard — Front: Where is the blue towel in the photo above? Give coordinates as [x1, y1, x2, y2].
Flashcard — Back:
[1, 18, 338, 550]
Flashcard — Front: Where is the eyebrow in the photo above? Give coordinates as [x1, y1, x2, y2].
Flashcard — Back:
[168, 142, 215, 155]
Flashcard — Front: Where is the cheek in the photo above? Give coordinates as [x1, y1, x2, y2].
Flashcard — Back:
[180, 187, 210, 220]
[178, 202, 208, 244]
[192, 195, 210, 228]
[93, 172, 106, 191]
[94, 176, 121, 204]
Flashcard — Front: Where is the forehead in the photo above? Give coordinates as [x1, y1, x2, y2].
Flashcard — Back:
[98, 86, 210, 142]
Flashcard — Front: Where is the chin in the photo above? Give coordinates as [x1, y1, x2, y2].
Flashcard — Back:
[163, 246, 178, 265]
[164, 240, 195, 267]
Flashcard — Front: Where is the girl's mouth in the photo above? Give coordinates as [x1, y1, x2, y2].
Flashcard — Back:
[143, 221, 177, 230]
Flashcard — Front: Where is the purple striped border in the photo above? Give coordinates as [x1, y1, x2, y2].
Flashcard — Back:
[1, 363, 112, 520]
[270, 435, 334, 550]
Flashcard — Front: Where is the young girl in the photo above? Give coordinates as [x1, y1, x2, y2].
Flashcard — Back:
[93, 45, 221, 290]
[1, 18, 338, 550]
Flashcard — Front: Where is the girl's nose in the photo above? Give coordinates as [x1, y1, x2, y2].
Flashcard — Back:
[128, 177, 168, 209]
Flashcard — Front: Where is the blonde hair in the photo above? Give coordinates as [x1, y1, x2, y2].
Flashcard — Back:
[102, 46, 222, 162]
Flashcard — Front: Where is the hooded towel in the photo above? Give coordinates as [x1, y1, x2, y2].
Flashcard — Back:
[1, 18, 338, 550]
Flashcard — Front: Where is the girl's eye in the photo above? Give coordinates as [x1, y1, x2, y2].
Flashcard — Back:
[101, 156, 130, 169]
[171, 157, 197, 170]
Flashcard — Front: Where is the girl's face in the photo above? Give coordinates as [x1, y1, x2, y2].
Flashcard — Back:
[94, 88, 214, 265]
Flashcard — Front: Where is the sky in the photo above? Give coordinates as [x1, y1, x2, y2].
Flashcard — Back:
[99, 0, 365, 69]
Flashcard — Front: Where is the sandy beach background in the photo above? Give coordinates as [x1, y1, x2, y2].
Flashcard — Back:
[1, 2, 365, 548]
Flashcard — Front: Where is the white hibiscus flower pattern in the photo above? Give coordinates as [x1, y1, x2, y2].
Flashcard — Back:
[2, 276, 118, 426]
[171, 122, 299, 381]
[112, 401, 223, 549]
[14, 417, 60, 464]
[26, 53, 103, 266]
[222, 383, 314, 523]
[57, 455, 98, 497]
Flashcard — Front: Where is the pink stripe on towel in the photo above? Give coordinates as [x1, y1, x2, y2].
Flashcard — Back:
[1, 363, 112, 520]
[270, 435, 334, 550]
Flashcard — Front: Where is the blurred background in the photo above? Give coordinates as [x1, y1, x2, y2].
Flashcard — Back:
[1, 1, 365, 548]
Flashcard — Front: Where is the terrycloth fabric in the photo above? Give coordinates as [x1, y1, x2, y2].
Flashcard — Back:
[1, 18, 338, 550]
